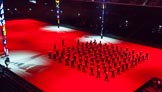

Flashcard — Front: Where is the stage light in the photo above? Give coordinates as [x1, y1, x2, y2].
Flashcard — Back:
[14, 8, 17, 11]
[7, 8, 10, 11]
[29, 0, 36, 4]
[56, 10, 59, 13]
[44, 3, 48, 6]
[158, 25, 162, 33]
[29, 8, 32, 11]
[77, 13, 80, 16]
[57, 15, 59, 18]
[51, 9, 54, 12]
[125, 20, 128, 27]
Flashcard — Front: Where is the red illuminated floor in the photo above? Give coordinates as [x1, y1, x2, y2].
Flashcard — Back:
[1, 19, 162, 92]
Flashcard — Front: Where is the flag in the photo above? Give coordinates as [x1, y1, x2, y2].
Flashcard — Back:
[0, 0, 8, 56]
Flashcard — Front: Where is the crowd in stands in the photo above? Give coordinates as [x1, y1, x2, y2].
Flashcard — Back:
[48, 40, 148, 81]
[79, 0, 162, 6]
[135, 78, 162, 92]
[0, 64, 42, 92]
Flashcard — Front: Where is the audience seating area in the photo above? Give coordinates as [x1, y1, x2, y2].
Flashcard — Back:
[0, 64, 43, 92]
[84, 0, 162, 6]
[135, 78, 162, 92]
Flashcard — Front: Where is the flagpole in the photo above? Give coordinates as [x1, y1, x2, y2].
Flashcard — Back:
[0, 1, 10, 67]
[101, 0, 105, 39]
[55, 0, 60, 28]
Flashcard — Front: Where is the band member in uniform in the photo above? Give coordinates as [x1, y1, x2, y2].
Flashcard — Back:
[71, 58, 75, 68]
[77, 63, 81, 71]
[79, 56, 82, 64]
[53, 52, 57, 60]
[58, 55, 62, 63]
[82, 63, 86, 72]
[5, 57, 10, 68]
[105, 71, 109, 81]
[65, 56, 69, 66]
[132, 49, 135, 55]
[48, 51, 52, 59]
[116, 65, 120, 75]
[145, 52, 149, 60]
[125, 62, 129, 70]
[96, 68, 100, 78]
[62, 39, 64, 47]
[90, 65, 94, 76]
[111, 68, 115, 78]
[96, 63, 100, 70]
[84, 56, 88, 67]
[103, 64, 107, 74]
[121, 63, 125, 72]
[54, 44, 56, 51]
[77, 40, 80, 46]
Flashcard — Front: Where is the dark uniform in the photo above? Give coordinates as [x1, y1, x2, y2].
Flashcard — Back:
[54, 44, 56, 51]
[65, 57, 69, 66]
[116, 66, 120, 75]
[90, 65, 94, 76]
[121, 63, 125, 72]
[145, 52, 149, 60]
[131, 59, 135, 68]
[96, 69, 100, 78]
[71, 59, 75, 68]
[105, 71, 109, 81]
[53, 53, 57, 60]
[62, 39, 64, 47]
[111, 68, 115, 78]
[82, 64, 86, 72]
[48, 51, 52, 59]
[125, 62, 129, 70]
[103, 64, 107, 74]
[58, 56, 62, 63]
[77, 63, 81, 70]
[5, 57, 10, 68]
[84, 57, 88, 67]
[77, 40, 80, 46]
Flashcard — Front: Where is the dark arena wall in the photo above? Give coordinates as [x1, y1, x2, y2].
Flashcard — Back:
[61, 1, 162, 48]
[4, 0, 162, 48]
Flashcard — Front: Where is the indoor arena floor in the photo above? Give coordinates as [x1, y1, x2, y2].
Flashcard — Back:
[0, 19, 162, 92]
